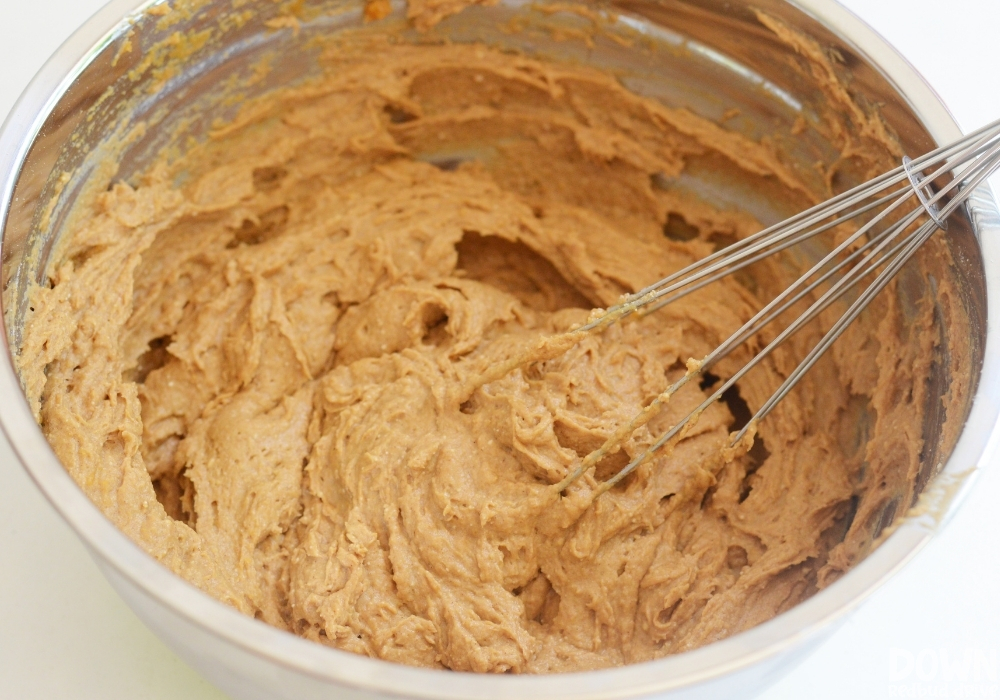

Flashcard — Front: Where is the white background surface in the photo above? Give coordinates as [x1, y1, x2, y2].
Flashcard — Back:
[1, 1, 999, 698]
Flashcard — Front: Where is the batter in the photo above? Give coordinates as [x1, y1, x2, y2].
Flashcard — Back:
[19, 31, 944, 673]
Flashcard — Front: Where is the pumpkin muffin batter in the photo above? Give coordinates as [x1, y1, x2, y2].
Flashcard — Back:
[19, 32, 949, 673]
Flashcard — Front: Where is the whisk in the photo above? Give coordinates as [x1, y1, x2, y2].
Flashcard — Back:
[477, 117, 1000, 498]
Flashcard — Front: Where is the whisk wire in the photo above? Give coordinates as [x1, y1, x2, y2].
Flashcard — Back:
[636, 187, 907, 317]
[733, 140, 1000, 441]
[596, 207, 931, 493]
[584, 117, 1000, 334]
[734, 220, 940, 444]
[560, 118, 1000, 496]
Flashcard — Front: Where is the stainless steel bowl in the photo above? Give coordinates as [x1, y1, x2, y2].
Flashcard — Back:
[2, 1, 998, 698]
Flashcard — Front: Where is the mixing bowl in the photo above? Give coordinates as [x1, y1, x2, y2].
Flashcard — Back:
[1, 0, 998, 698]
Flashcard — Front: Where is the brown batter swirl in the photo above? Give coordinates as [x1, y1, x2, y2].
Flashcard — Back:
[19, 31, 948, 673]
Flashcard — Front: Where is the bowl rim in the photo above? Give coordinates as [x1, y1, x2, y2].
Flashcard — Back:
[1, 0, 999, 697]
